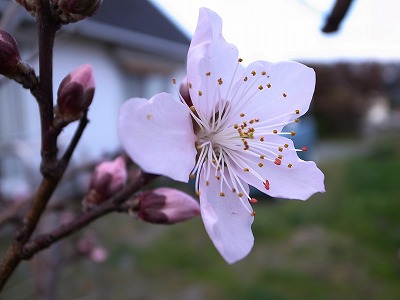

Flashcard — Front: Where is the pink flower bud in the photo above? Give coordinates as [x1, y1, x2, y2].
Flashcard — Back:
[76, 232, 108, 263]
[56, 64, 95, 120]
[135, 188, 200, 224]
[85, 156, 127, 206]
[179, 76, 193, 107]
[52, 0, 102, 23]
[0, 29, 21, 78]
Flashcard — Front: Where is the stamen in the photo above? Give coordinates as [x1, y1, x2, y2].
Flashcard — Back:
[250, 198, 258, 203]
[264, 180, 270, 190]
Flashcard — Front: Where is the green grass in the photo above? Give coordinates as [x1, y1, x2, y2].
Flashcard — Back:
[2, 136, 400, 299]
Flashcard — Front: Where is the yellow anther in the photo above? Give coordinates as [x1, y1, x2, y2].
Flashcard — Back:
[234, 124, 239, 129]
[260, 155, 265, 159]
[251, 70, 256, 76]
[238, 192, 243, 197]
[291, 131, 296, 136]
[295, 109, 300, 114]
[218, 78, 223, 85]
[243, 168, 249, 172]
[206, 71, 211, 76]
[198, 90, 203, 96]
[284, 143, 289, 148]
[243, 76, 248, 82]
[220, 192, 225, 197]
[260, 137, 264, 142]
[267, 83, 271, 88]
[240, 113, 245, 117]
[278, 147, 283, 152]
[188, 82, 192, 89]
[295, 118, 300, 123]
[261, 71, 267, 75]
[278, 155, 283, 159]
[258, 163, 264, 167]
[250, 211, 256, 217]
[273, 130, 278, 134]
[238, 58, 243, 62]
[288, 164, 293, 168]
[258, 85, 264, 90]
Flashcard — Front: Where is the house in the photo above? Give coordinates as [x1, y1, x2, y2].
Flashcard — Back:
[0, 0, 190, 160]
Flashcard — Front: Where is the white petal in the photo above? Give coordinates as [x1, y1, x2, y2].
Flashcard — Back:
[187, 8, 243, 119]
[228, 61, 315, 131]
[118, 93, 197, 182]
[199, 165, 254, 264]
[231, 135, 325, 200]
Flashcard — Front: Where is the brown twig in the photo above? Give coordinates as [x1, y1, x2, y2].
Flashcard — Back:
[21, 172, 157, 259]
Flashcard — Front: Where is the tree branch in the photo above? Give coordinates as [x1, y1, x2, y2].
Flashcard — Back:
[21, 171, 157, 259]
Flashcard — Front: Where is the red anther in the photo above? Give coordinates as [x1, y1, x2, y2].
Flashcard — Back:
[274, 158, 282, 166]
[264, 180, 270, 190]
[250, 198, 258, 204]
[302, 146, 308, 152]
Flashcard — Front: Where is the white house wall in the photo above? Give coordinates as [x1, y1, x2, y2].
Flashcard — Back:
[1, 33, 186, 166]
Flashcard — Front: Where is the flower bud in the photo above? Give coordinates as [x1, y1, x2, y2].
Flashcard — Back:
[52, 0, 102, 24]
[76, 231, 108, 263]
[14, 0, 37, 16]
[0, 29, 21, 78]
[84, 157, 127, 206]
[55, 64, 95, 121]
[135, 188, 200, 224]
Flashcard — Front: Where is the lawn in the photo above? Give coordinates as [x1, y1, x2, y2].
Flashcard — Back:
[1, 135, 400, 300]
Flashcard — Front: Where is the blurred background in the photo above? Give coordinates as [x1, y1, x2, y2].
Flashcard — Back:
[0, 0, 400, 299]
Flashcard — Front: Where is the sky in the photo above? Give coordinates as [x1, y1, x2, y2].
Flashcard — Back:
[151, 0, 400, 63]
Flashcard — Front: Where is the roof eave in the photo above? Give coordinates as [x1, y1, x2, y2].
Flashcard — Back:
[66, 20, 189, 62]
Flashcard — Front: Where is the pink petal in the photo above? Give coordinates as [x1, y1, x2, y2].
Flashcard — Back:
[187, 8, 243, 119]
[231, 135, 325, 200]
[199, 165, 254, 264]
[229, 60, 316, 131]
[118, 93, 197, 182]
